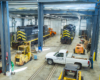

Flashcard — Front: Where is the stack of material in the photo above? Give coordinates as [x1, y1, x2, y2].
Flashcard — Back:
[88, 38, 91, 43]
[31, 49, 37, 53]
[84, 38, 91, 53]
[84, 40, 88, 49]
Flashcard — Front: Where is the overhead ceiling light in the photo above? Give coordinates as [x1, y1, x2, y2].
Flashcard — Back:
[46, 14, 50, 15]
[26, 16, 28, 17]
[17, 15, 20, 16]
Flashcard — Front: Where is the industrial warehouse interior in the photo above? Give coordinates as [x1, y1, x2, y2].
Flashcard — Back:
[0, 0, 100, 80]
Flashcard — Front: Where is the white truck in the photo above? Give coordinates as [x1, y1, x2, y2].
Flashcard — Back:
[45, 49, 90, 69]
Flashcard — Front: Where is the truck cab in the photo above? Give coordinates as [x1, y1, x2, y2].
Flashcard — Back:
[45, 49, 90, 69]
[45, 49, 68, 65]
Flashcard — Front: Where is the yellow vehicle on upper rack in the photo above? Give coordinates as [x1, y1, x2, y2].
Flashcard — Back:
[15, 42, 33, 65]
[58, 63, 84, 80]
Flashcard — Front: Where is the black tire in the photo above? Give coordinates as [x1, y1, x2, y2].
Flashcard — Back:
[47, 59, 53, 65]
[30, 57, 32, 61]
[75, 63, 82, 70]
[81, 76, 84, 80]
[83, 50, 85, 54]
[74, 49, 75, 53]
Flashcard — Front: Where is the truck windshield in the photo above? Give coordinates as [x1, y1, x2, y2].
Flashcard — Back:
[54, 52, 59, 56]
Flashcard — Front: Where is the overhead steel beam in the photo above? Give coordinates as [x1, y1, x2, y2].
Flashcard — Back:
[44, 10, 94, 15]
[10, 10, 94, 15]
[0, 1, 11, 73]
[62, 16, 78, 19]
[9, 10, 37, 14]
[39, 0, 98, 3]
[3, 0, 100, 3]
[38, 3, 44, 50]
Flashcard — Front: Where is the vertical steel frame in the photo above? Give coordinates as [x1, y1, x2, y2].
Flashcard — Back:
[90, 3, 99, 60]
[21, 15, 25, 26]
[22, 18, 24, 26]
[38, 3, 44, 48]
[35, 17, 37, 25]
[86, 17, 92, 40]
[79, 17, 81, 36]
[0, 1, 11, 73]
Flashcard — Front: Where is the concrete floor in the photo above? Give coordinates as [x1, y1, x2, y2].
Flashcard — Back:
[0, 35, 100, 80]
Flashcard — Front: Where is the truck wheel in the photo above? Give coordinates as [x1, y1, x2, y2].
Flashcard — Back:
[83, 50, 85, 55]
[30, 57, 32, 61]
[75, 63, 82, 70]
[47, 59, 53, 65]
[74, 49, 75, 53]
[81, 76, 84, 80]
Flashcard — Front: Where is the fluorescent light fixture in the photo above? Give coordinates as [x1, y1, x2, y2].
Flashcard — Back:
[46, 14, 50, 15]
[26, 16, 28, 17]
[17, 15, 20, 16]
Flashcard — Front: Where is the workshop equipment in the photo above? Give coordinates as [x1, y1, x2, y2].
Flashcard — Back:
[12, 25, 50, 49]
[60, 24, 76, 44]
[48, 28, 56, 36]
[15, 42, 33, 65]
[58, 63, 84, 80]
[74, 44, 85, 55]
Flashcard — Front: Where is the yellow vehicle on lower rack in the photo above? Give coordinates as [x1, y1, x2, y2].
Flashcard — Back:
[15, 42, 33, 65]
[58, 63, 84, 80]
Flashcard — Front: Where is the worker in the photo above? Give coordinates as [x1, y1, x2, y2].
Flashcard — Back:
[11, 61, 14, 71]
[89, 55, 93, 69]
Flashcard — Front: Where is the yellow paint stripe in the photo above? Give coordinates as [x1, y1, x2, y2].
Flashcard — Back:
[22, 38, 26, 41]
[17, 31, 25, 35]
[17, 34, 26, 38]
[28, 34, 50, 42]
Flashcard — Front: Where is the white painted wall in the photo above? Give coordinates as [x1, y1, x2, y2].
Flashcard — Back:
[9, 17, 29, 32]
[44, 18, 63, 35]
[9, 17, 80, 36]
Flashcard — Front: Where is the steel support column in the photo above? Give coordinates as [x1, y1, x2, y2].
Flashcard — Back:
[38, 3, 44, 49]
[90, 4, 99, 59]
[21, 15, 25, 26]
[86, 18, 92, 40]
[35, 17, 37, 25]
[22, 18, 24, 26]
[79, 17, 81, 36]
[0, 1, 11, 73]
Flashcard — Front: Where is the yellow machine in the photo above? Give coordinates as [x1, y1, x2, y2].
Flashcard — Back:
[74, 44, 85, 55]
[58, 64, 84, 80]
[15, 42, 33, 65]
